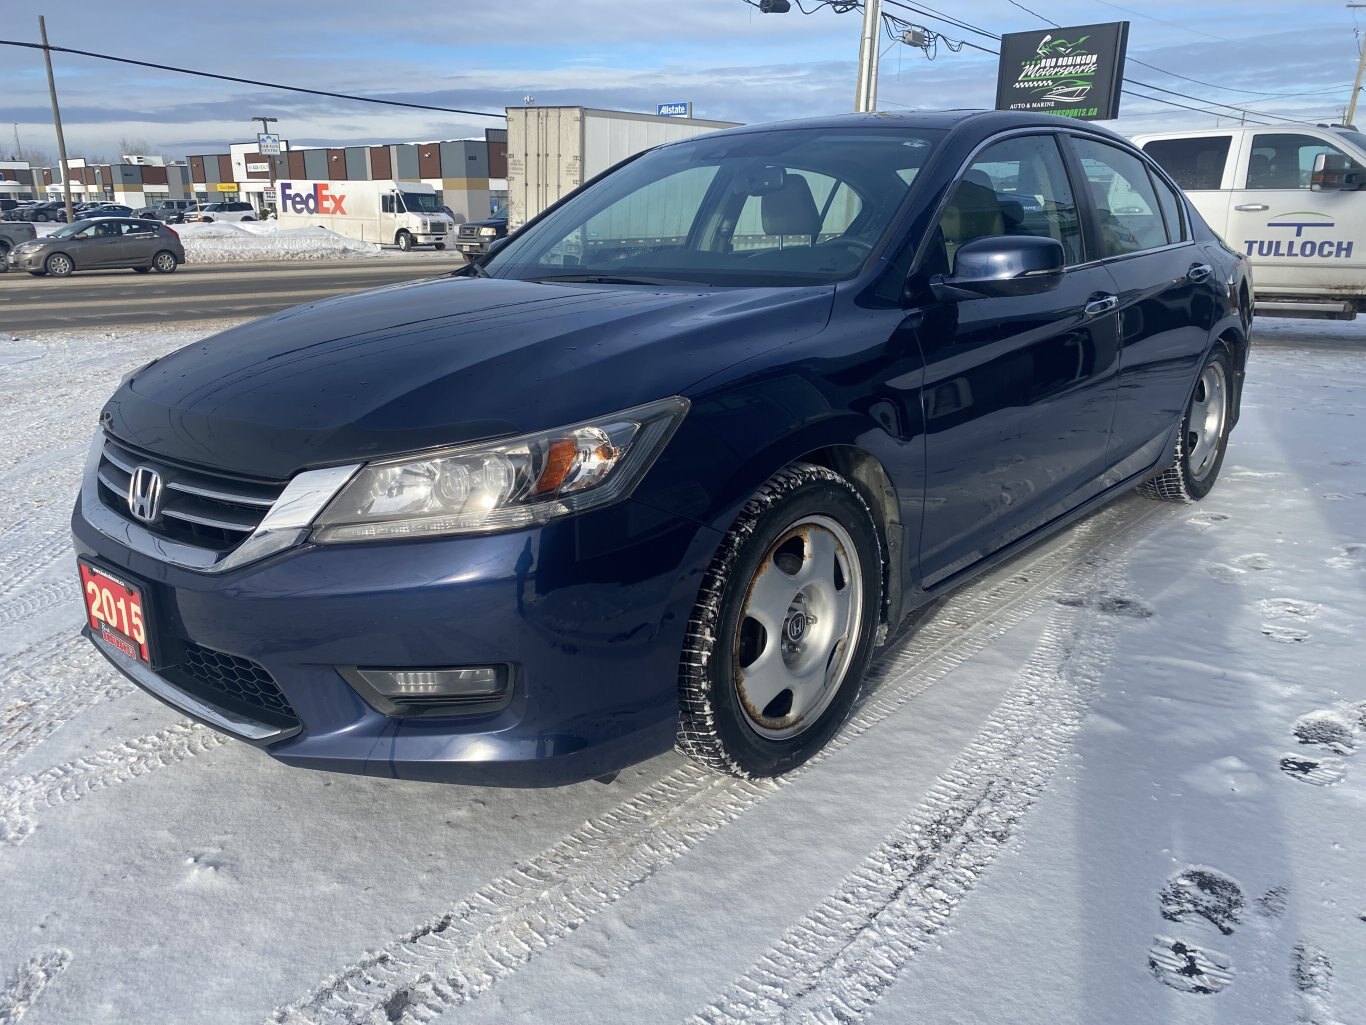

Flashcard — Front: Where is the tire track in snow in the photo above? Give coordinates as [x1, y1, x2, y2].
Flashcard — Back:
[0, 579, 79, 631]
[686, 525, 1134, 1025]
[271, 499, 1158, 1025]
[0, 644, 132, 773]
[0, 723, 228, 846]
[0, 949, 71, 1024]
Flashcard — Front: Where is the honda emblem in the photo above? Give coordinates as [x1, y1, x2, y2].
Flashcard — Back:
[127, 466, 163, 524]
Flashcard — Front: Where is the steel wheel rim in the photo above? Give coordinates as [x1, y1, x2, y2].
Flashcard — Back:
[1186, 361, 1227, 481]
[732, 514, 864, 741]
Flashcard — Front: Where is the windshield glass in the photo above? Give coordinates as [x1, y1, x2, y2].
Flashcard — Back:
[486, 126, 943, 286]
[400, 191, 443, 213]
[1334, 129, 1366, 155]
[492, 202, 509, 220]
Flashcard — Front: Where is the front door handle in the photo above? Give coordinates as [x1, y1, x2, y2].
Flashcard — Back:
[1234, 203, 1269, 211]
[1084, 295, 1118, 317]
[1187, 263, 1213, 283]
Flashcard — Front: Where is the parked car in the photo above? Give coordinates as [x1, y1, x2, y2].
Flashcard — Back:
[72, 203, 136, 220]
[184, 200, 257, 223]
[0, 220, 38, 271]
[73, 110, 1251, 787]
[6, 217, 183, 276]
[454, 202, 508, 257]
[1134, 123, 1366, 319]
[3, 200, 36, 221]
[19, 201, 68, 222]
[138, 199, 201, 222]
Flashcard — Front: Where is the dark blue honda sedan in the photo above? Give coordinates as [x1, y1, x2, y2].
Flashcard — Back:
[73, 111, 1252, 786]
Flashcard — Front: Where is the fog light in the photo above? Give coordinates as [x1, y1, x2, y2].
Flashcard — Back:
[342, 664, 512, 718]
[358, 666, 503, 699]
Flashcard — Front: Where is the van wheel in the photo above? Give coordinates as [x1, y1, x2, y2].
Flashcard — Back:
[241, 216, 255, 222]
[395, 230, 414, 252]
[151, 251, 178, 273]
[1138, 344, 1232, 503]
[677, 464, 882, 779]
[45, 253, 73, 277]
[434, 242, 446, 251]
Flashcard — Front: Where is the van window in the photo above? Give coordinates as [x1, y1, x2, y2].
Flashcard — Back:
[1246, 133, 1365, 189]
[1140, 136, 1231, 191]
[1071, 137, 1169, 257]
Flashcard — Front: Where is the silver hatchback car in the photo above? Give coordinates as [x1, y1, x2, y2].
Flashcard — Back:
[6, 217, 185, 276]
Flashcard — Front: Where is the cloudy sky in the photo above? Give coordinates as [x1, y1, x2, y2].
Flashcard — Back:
[1, 0, 1361, 163]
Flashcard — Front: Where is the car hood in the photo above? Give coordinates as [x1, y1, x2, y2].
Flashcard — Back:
[103, 275, 835, 479]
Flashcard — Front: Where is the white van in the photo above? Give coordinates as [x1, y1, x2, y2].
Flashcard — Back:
[1132, 124, 1366, 319]
[274, 179, 454, 251]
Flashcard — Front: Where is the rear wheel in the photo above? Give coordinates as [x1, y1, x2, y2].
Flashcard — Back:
[45, 253, 73, 277]
[151, 250, 178, 273]
[395, 230, 413, 252]
[434, 242, 446, 251]
[677, 464, 882, 779]
[1138, 344, 1233, 503]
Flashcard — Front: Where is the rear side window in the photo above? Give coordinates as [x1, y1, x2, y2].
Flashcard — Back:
[1141, 136, 1231, 191]
[1246, 133, 1364, 189]
[1072, 137, 1169, 257]
[1149, 171, 1187, 244]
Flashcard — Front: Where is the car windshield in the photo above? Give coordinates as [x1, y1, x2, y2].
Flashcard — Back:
[400, 191, 443, 213]
[486, 126, 942, 287]
[492, 202, 509, 220]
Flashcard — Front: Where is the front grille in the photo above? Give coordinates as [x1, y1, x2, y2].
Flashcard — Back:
[162, 642, 300, 731]
[96, 436, 285, 553]
[457, 224, 481, 240]
[430, 222, 447, 235]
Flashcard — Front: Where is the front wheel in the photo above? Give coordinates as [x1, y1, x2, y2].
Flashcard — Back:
[434, 242, 446, 251]
[395, 230, 413, 252]
[151, 251, 178, 273]
[1138, 344, 1233, 503]
[677, 464, 882, 779]
[45, 253, 73, 277]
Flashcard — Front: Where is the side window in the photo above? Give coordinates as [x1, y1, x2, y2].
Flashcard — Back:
[936, 133, 1083, 267]
[1071, 137, 1169, 257]
[1148, 170, 1187, 244]
[382, 194, 394, 214]
[1246, 133, 1364, 189]
[1141, 136, 1231, 191]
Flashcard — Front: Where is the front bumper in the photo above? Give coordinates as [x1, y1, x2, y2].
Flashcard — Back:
[6, 248, 45, 271]
[72, 484, 720, 787]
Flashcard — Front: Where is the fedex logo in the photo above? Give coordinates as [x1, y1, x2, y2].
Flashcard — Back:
[279, 182, 347, 215]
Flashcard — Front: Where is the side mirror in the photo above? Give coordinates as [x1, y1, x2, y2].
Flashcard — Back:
[930, 235, 1065, 301]
[1311, 152, 1365, 192]
[486, 235, 511, 257]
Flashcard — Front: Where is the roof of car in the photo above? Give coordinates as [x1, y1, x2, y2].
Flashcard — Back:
[684, 109, 1133, 144]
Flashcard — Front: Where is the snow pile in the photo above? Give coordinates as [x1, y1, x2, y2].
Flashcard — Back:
[171, 220, 381, 263]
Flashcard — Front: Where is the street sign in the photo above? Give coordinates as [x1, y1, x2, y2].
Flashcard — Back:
[657, 102, 692, 118]
[263, 188, 277, 202]
[257, 133, 281, 156]
[994, 22, 1129, 121]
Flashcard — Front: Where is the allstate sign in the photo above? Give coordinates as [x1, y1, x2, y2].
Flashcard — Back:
[657, 102, 692, 118]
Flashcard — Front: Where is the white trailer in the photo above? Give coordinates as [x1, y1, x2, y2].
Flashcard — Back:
[274, 179, 455, 250]
[506, 107, 739, 231]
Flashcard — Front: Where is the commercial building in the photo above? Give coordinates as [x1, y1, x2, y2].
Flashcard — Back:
[30, 155, 193, 207]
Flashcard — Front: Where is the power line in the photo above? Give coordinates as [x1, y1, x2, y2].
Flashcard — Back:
[0, 38, 507, 120]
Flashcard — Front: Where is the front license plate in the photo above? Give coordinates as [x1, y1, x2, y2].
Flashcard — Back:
[79, 560, 151, 664]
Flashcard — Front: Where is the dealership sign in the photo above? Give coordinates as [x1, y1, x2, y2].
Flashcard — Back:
[995, 21, 1128, 121]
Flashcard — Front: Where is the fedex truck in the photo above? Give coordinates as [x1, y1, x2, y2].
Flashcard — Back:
[274, 179, 455, 250]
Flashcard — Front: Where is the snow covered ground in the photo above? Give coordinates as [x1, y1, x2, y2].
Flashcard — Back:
[0, 315, 1363, 1025]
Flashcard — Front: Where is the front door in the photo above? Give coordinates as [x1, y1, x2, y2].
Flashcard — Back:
[1225, 130, 1366, 296]
[913, 132, 1120, 587]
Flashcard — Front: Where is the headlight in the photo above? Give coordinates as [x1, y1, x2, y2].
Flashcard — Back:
[479, 226, 498, 237]
[312, 396, 689, 542]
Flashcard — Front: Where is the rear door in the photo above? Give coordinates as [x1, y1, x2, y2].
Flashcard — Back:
[1065, 134, 1217, 482]
[120, 219, 160, 265]
[1224, 130, 1366, 296]
[914, 131, 1121, 587]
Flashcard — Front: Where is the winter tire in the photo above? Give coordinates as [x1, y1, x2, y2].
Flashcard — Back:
[1138, 343, 1233, 503]
[152, 251, 178, 273]
[677, 463, 882, 778]
[45, 253, 73, 277]
[434, 242, 446, 251]
[396, 230, 414, 252]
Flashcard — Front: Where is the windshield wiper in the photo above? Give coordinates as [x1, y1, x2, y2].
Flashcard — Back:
[525, 273, 691, 286]
[457, 258, 492, 279]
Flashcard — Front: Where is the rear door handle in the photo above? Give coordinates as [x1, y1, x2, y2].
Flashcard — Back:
[1187, 263, 1213, 283]
[1084, 295, 1118, 317]
[1234, 203, 1269, 211]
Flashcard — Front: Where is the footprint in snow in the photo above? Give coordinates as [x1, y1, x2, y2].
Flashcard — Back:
[1205, 563, 1245, 584]
[1053, 593, 1153, 618]
[1233, 552, 1274, 571]
[1256, 886, 1289, 919]
[1187, 511, 1231, 529]
[1148, 936, 1234, 995]
[1261, 624, 1310, 644]
[1292, 942, 1332, 993]
[1293, 710, 1356, 755]
[1321, 493, 1351, 502]
[1279, 754, 1348, 786]
[1159, 868, 1244, 935]
[1326, 543, 1366, 570]
[1257, 598, 1319, 621]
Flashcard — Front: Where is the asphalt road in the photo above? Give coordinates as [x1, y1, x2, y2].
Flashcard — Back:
[0, 258, 459, 331]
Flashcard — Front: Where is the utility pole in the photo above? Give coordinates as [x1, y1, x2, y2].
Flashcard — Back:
[853, 0, 881, 112]
[38, 17, 74, 223]
[1348, 5, 1366, 126]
